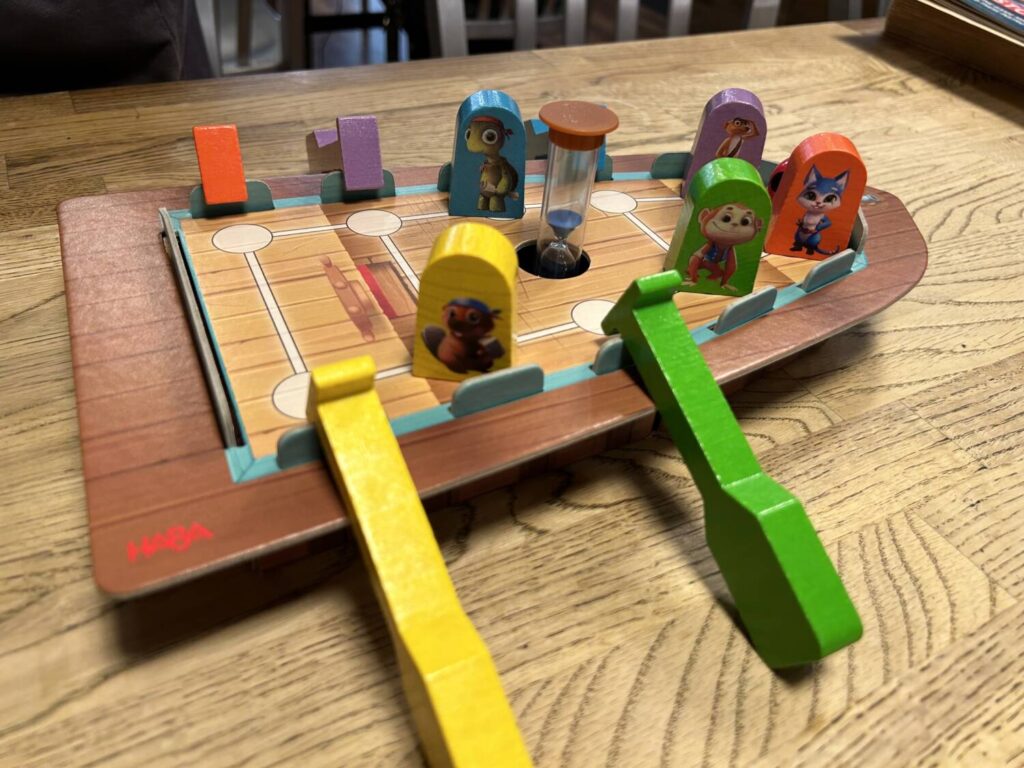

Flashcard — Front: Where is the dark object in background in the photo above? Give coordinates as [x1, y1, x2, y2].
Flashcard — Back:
[0, 0, 212, 94]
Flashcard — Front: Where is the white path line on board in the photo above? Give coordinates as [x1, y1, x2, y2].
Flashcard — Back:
[401, 211, 450, 221]
[624, 211, 670, 251]
[244, 252, 306, 374]
[243, 200, 607, 367]
[270, 208, 445, 238]
[268, 202, 543, 239]
[516, 321, 578, 343]
[633, 196, 681, 203]
[376, 364, 412, 379]
[275, 223, 349, 238]
[381, 234, 421, 291]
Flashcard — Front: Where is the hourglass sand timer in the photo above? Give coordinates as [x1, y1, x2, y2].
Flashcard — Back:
[535, 101, 619, 278]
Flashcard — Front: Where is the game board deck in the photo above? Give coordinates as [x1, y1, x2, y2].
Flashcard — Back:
[58, 155, 928, 597]
[175, 175, 809, 461]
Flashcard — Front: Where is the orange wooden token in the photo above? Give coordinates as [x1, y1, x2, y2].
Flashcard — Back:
[764, 132, 866, 260]
[192, 125, 249, 205]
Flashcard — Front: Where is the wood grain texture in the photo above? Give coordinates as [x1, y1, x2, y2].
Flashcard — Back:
[2, 17, 1024, 767]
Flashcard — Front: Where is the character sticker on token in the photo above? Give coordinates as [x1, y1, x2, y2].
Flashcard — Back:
[421, 298, 506, 374]
[666, 157, 772, 298]
[466, 117, 521, 214]
[684, 203, 764, 292]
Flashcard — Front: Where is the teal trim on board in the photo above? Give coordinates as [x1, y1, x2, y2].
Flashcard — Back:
[611, 171, 654, 181]
[321, 170, 397, 204]
[169, 168, 866, 484]
[396, 183, 440, 196]
[543, 363, 596, 390]
[773, 250, 868, 309]
[274, 194, 325, 209]
[450, 364, 544, 417]
[222, 361, 611, 483]
[691, 326, 717, 346]
[226, 445, 257, 478]
[238, 454, 285, 481]
[189, 180, 275, 218]
[169, 214, 253, 458]
[392, 403, 454, 436]
[170, 170, 643, 221]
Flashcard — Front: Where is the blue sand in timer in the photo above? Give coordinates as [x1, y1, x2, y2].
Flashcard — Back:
[536, 101, 619, 279]
[539, 208, 585, 277]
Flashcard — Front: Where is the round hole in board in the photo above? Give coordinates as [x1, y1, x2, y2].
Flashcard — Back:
[515, 240, 591, 280]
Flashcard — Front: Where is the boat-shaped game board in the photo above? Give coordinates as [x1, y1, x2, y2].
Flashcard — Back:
[58, 116, 927, 601]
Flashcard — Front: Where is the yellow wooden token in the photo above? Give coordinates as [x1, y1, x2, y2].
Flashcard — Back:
[413, 222, 518, 383]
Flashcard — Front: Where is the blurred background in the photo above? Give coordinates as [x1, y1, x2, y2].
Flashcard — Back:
[212, 0, 891, 70]
[0, 0, 890, 93]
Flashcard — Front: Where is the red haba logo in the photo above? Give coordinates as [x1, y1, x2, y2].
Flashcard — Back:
[126, 522, 214, 563]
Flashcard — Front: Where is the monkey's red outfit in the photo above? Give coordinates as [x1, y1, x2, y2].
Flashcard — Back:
[688, 243, 737, 287]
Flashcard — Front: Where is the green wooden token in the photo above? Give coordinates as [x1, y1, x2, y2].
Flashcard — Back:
[665, 157, 771, 298]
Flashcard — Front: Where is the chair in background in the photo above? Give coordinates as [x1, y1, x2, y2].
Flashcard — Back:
[282, 0, 406, 68]
[197, 0, 895, 73]
[745, 0, 780, 28]
[197, 0, 406, 72]
[427, 0, 826, 57]
[196, 0, 289, 74]
[736, 0, 890, 32]
[427, 0, 585, 56]
[195, 0, 225, 75]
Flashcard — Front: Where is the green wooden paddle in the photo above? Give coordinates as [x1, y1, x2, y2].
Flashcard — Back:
[603, 270, 862, 668]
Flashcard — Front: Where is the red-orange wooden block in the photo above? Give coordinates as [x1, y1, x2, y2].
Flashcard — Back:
[192, 125, 249, 205]
[764, 132, 866, 260]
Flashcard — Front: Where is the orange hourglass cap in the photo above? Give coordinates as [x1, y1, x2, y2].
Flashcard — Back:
[539, 101, 619, 152]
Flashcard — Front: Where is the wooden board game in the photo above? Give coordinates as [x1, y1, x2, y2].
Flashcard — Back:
[58, 155, 928, 597]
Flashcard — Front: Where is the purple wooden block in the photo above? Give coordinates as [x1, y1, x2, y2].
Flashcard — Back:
[338, 115, 384, 191]
[683, 89, 767, 194]
[314, 127, 339, 149]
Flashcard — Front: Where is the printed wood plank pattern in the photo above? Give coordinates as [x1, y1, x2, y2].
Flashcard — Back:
[175, 173, 813, 460]
[182, 208, 438, 456]
[3, 18, 1024, 768]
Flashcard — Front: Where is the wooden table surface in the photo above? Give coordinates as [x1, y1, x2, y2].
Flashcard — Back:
[3, 17, 1024, 767]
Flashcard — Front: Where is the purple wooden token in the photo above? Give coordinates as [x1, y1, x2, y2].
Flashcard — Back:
[683, 89, 767, 194]
[338, 115, 385, 191]
[314, 126, 339, 149]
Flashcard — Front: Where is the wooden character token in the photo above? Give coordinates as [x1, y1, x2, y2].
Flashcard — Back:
[764, 132, 867, 260]
[682, 89, 767, 195]
[665, 157, 771, 298]
[413, 222, 518, 382]
[448, 90, 526, 219]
